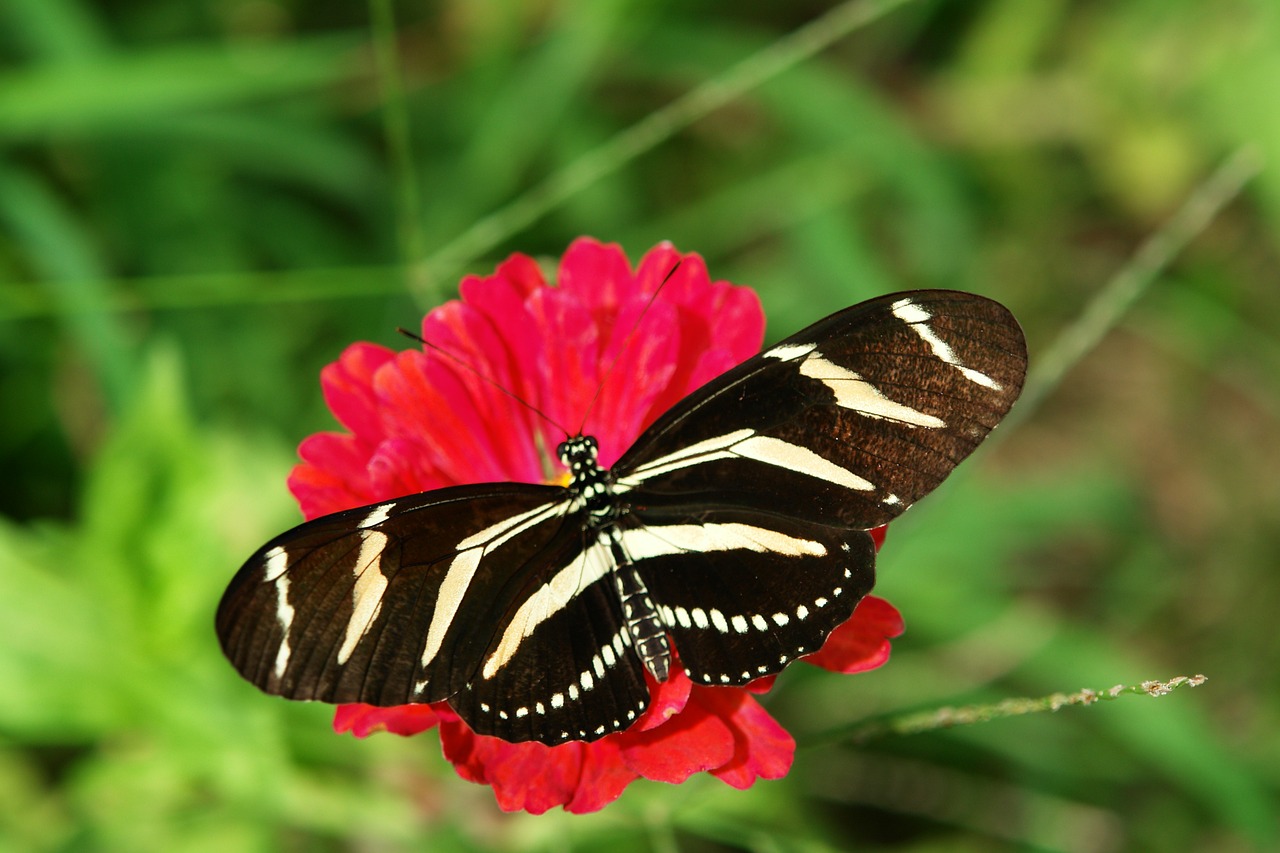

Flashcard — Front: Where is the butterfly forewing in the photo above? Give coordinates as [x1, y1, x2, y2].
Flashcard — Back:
[217, 484, 578, 707]
[217, 289, 1028, 746]
[615, 291, 1027, 530]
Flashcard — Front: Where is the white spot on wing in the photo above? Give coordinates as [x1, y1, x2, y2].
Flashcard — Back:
[482, 536, 615, 678]
[622, 522, 827, 560]
[892, 298, 1001, 390]
[263, 546, 289, 582]
[622, 432, 880, 491]
[360, 502, 395, 528]
[272, 574, 294, 680]
[801, 355, 945, 428]
[733, 435, 874, 491]
[337, 529, 390, 665]
[763, 342, 817, 361]
[617, 429, 753, 486]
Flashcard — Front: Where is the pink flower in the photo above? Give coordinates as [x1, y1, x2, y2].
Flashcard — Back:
[291, 238, 904, 814]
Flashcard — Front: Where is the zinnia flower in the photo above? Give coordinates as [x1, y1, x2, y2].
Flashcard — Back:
[289, 237, 904, 814]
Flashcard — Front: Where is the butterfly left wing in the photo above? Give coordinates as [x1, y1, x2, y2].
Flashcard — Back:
[217, 484, 583, 707]
[218, 483, 657, 743]
[448, 527, 654, 743]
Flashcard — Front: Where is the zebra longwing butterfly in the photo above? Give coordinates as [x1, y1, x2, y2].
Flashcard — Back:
[217, 290, 1027, 745]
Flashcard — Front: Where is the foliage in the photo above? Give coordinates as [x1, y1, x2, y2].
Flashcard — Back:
[2, 0, 1278, 850]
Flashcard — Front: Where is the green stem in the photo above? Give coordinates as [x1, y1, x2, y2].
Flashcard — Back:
[803, 674, 1208, 748]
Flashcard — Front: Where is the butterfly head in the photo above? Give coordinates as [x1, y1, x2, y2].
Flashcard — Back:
[557, 435, 600, 474]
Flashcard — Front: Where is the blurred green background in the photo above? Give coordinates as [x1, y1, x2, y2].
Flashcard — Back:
[2, 0, 1277, 850]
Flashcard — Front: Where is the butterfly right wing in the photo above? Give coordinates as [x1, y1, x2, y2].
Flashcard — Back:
[216, 483, 584, 708]
[614, 290, 1027, 530]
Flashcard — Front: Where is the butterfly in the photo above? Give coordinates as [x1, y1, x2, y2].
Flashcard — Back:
[216, 290, 1027, 744]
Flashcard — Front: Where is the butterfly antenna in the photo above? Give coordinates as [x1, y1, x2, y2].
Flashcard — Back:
[396, 327, 571, 438]
[574, 260, 683, 436]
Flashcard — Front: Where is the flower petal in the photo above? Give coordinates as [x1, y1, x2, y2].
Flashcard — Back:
[289, 432, 379, 520]
[321, 342, 397, 439]
[633, 667, 693, 731]
[803, 595, 904, 674]
[618, 699, 736, 784]
[334, 703, 449, 738]
[438, 723, 620, 815]
[694, 687, 795, 788]
[565, 739, 639, 814]
[557, 237, 637, 318]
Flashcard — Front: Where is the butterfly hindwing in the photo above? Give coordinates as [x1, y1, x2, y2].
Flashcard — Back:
[618, 507, 878, 687]
[451, 531, 651, 742]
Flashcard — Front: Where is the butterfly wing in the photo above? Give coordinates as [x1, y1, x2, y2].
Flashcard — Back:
[615, 290, 1027, 528]
[216, 483, 583, 708]
[447, 526, 653, 743]
[613, 291, 1026, 686]
[615, 506, 878, 687]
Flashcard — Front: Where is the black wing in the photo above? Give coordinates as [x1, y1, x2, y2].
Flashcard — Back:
[618, 505, 878, 688]
[616, 290, 1026, 527]
[218, 485, 575, 705]
[217, 484, 654, 743]
[613, 291, 1025, 686]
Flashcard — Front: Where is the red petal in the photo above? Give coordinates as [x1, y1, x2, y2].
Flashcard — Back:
[419, 301, 546, 482]
[693, 687, 795, 788]
[320, 343, 396, 439]
[803, 596, 904, 674]
[618, 699, 736, 784]
[633, 665, 693, 731]
[565, 739, 639, 814]
[558, 237, 636, 318]
[333, 703, 448, 738]
[587, 297, 679, 466]
[438, 723, 609, 815]
[289, 432, 379, 520]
